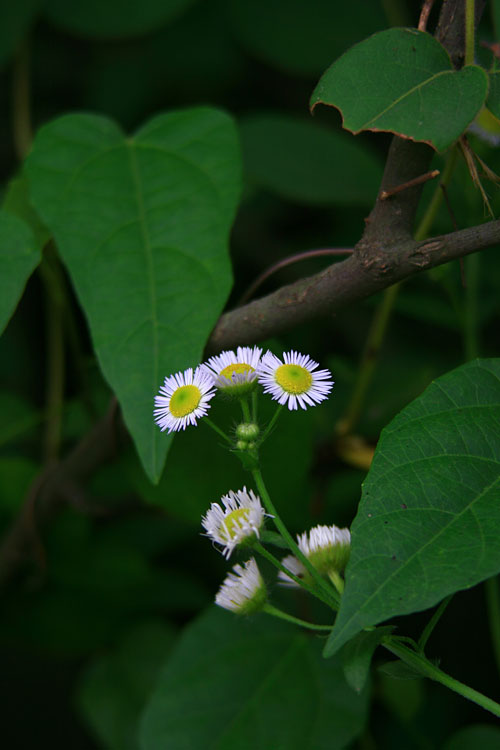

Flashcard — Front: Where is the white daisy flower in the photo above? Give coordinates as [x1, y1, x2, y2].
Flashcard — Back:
[277, 554, 311, 588]
[201, 487, 266, 559]
[202, 346, 262, 396]
[257, 350, 334, 410]
[297, 524, 351, 576]
[215, 557, 267, 614]
[154, 366, 216, 433]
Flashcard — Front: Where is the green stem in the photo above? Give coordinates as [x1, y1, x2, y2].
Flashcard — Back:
[383, 637, 500, 718]
[417, 595, 452, 652]
[464, 253, 480, 360]
[485, 576, 500, 677]
[251, 390, 258, 422]
[263, 603, 333, 632]
[337, 283, 399, 437]
[328, 570, 344, 595]
[260, 404, 284, 443]
[252, 467, 339, 610]
[240, 398, 251, 422]
[254, 541, 333, 608]
[39, 252, 65, 465]
[203, 417, 232, 445]
[465, 0, 475, 66]
[12, 38, 32, 161]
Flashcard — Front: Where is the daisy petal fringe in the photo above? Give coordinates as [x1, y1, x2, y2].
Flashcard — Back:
[154, 366, 216, 433]
[257, 350, 334, 410]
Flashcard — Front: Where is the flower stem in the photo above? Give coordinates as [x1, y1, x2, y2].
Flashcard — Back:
[251, 390, 258, 422]
[263, 603, 333, 632]
[328, 570, 344, 596]
[240, 398, 251, 422]
[417, 595, 452, 652]
[254, 541, 334, 609]
[260, 404, 283, 443]
[203, 417, 232, 445]
[383, 636, 500, 718]
[252, 467, 339, 610]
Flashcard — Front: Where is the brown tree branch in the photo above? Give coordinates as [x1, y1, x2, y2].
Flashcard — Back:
[206, 219, 500, 353]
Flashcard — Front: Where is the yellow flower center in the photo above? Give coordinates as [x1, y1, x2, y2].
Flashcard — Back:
[274, 364, 312, 394]
[220, 362, 254, 380]
[220, 508, 251, 540]
[169, 385, 201, 418]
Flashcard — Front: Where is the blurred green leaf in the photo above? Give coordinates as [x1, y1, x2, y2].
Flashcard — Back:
[0, 211, 40, 336]
[3, 175, 50, 250]
[25, 109, 241, 483]
[77, 620, 176, 750]
[240, 114, 383, 206]
[44, 0, 195, 39]
[325, 358, 500, 657]
[311, 29, 488, 152]
[140, 606, 369, 750]
[0, 391, 40, 448]
[486, 72, 500, 122]
[0, 0, 39, 68]
[226, 0, 386, 76]
[443, 725, 500, 749]
[342, 626, 393, 693]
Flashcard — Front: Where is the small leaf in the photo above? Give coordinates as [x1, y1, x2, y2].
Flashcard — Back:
[342, 626, 393, 693]
[324, 359, 500, 657]
[311, 28, 488, 152]
[443, 724, 500, 750]
[140, 607, 369, 750]
[25, 109, 241, 482]
[0, 211, 40, 336]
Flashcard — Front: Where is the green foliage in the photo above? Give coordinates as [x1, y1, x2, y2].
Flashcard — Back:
[325, 359, 500, 657]
[140, 606, 369, 750]
[443, 725, 500, 749]
[25, 109, 241, 482]
[240, 113, 383, 206]
[311, 29, 489, 151]
[0, 212, 40, 335]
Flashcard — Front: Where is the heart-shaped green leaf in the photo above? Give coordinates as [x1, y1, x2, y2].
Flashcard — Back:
[140, 606, 369, 750]
[0, 211, 40, 336]
[325, 358, 500, 657]
[25, 109, 241, 482]
[311, 28, 488, 152]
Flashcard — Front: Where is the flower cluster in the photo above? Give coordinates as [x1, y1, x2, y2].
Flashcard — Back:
[154, 346, 334, 434]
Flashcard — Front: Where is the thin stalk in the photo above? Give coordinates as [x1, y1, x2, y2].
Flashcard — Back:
[464, 253, 480, 360]
[204, 417, 232, 445]
[263, 603, 333, 632]
[337, 148, 459, 437]
[417, 595, 453, 652]
[254, 541, 334, 608]
[251, 390, 258, 422]
[39, 255, 65, 465]
[465, 0, 475, 66]
[383, 637, 500, 718]
[12, 39, 32, 160]
[485, 576, 500, 677]
[240, 398, 251, 422]
[252, 467, 339, 609]
[260, 404, 284, 443]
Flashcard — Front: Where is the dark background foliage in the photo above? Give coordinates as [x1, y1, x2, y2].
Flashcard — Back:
[1, 1, 499, 748]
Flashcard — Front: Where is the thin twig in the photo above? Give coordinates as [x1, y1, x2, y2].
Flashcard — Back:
[379, 170, 440, 200]
[238, 248, 353, 306]
[418, 0, 437, 31]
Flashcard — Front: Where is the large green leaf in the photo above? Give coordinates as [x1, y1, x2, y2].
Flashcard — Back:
[77, 620, 176, 750]
[240, 113, 383, 206]
[25, 109, 241, 482]
[325, 359, 500, 657]
[226, 0, 386, 77]
[311, 29, 488, 152]
[140, 606, 369, 750]
[44, 0, 195, 38]
[0, 211, 40, 335]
